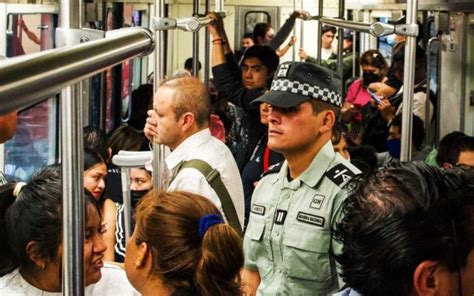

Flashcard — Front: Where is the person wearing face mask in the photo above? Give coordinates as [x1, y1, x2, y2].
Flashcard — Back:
[114, 167, 153, 262]
[377, 113, 431, 167]
[368, 16, 422, 100]
[341, 50, 388, 143]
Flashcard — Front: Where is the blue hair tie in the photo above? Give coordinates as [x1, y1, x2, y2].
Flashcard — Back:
[198, 214, 224, 238]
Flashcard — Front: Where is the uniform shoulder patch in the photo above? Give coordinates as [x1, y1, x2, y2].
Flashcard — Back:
[325, 163, 357, 187]
[260, 161, 283, 178]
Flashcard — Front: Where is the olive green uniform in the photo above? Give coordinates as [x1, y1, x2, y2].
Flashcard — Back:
[243, 141, 360, 295]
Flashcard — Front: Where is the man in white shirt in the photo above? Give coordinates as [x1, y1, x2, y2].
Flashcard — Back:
[299, 25, 336, 62]
[144, 76, 244, 230]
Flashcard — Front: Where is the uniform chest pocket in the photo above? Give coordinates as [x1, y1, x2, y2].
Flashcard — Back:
[282, 225, 333, 282]
[245, 218, 274, 264]
[246, 219, 265, 241]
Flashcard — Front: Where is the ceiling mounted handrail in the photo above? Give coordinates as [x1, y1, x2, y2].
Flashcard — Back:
[304, 15, 418, 37]
[0, 27, 154, 115]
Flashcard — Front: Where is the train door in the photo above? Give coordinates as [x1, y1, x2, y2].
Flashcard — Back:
[0, 4, 59, 181]
[234, 6, 278, 53]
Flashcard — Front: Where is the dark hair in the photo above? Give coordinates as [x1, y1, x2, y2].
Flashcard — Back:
[331, 122, 348, 146]
[335, 162, 474, 296]
[360, 49, 389, 78]
[0, 166, 62, 276]
[321, 25, 336, 35]
[84, 147, 106, 171]
[242, 45, 280, 76]
[392, 44, 426, 83]
[128, 84, 154, 131]
[309, 100, 341, 119]
[243, 32, 253, 39]
[184, 57, 202, 71]
[252, 22, 272, 44]
[348, 145, 378, 176]
[446, 136, 474, 165]
[84, 126, 108, 161]
[135, 191, 243, 295]
[0, 165, 100, 277]
[107, 125, 145, 157]
[436, 131, 467, 166]
[390, 113, 425, 150]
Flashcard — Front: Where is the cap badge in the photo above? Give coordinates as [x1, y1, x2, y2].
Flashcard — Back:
[277, 63, 291, 78]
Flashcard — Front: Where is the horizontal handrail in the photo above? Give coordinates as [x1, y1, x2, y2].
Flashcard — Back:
[306, 16, 418, 38]
[0, 27, 154, 115]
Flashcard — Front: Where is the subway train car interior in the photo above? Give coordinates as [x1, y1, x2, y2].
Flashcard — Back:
[1, 0, 474, 294]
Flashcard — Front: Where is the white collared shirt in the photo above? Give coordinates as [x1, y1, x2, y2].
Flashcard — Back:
[166, 128, 244, 229]
[0, 263, 138, 295]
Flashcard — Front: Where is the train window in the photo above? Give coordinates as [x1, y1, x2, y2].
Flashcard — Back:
[3, 13, 58, 181]
[377, 17, 393, 64]
[6, 13, 56, 56]
[244, 11, 271, 34]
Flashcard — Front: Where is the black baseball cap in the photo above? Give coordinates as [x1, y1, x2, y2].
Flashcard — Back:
[252, 62, 342, 108]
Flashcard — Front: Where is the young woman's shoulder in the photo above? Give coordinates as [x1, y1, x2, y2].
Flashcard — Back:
[86, 263, 139, 296]
[0, 269, 61, 296]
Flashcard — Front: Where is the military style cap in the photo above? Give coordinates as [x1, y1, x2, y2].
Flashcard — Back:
[252, 61, 342, 108]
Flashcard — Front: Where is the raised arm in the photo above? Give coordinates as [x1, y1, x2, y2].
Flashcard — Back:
[270, 10, 309, 50]
[208, 12, 232, 67]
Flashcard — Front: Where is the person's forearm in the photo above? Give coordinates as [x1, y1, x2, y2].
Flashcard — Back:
[270, 16, 296, 50]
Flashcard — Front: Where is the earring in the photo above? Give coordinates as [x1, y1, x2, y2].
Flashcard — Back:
[40, 264, 45, 270]
[134, 258, 141, 267]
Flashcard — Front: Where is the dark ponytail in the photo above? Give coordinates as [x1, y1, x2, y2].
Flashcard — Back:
[0, 165, 62, 276]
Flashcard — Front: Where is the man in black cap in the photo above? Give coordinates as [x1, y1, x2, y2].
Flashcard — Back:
[242, 61, 360, 295]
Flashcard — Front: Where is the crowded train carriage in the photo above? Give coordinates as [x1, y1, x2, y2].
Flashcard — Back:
[1, 0, 474, 294]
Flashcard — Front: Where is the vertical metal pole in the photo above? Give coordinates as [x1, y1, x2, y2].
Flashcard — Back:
[120, 168, 132, 241]
[399, 0, 419, 162]
[204, 0, 210, 83]
[299, 0, 304, 51]
[352, 31, 357, 78]
[291, 0, 297, 61]
[336, 0, 345, 89]
[153, 0, 168, 190]
[192, 0, 200, 77]
[435, 34, 442, 146]
[215, 0, 223, 13]
[316, 0, 323, 64]
[59, 0, 84, 294]
[425, 37, 439, 140]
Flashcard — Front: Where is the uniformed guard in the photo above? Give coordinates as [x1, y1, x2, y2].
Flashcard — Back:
[241, 61, 360, 295]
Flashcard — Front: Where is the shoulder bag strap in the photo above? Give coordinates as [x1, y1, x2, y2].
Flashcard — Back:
[178, 159, 243, 236]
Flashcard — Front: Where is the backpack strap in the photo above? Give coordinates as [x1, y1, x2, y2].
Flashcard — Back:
[172, 159, 243, 236]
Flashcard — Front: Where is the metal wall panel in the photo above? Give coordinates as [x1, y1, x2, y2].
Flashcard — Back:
[438, 12, 467, 137]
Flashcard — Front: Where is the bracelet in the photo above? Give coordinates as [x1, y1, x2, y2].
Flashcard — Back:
[213, 39, 226, 45]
